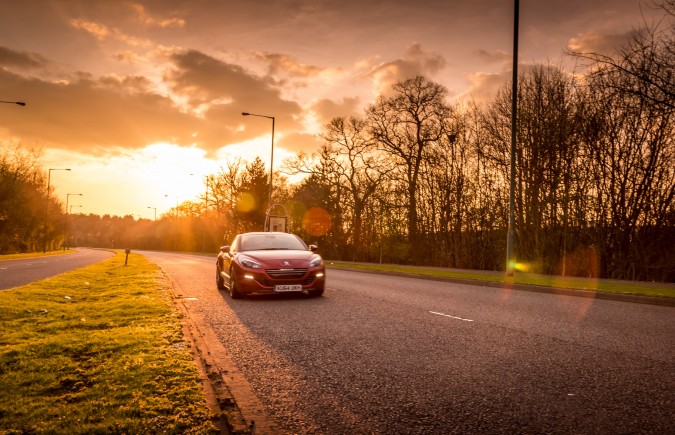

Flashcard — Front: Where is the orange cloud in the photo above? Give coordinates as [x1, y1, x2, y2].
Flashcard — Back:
[131, 3, 186, 28]
[69, 18, 110, 40]
[369, 43, 446, 96]
[311, 97, 361, 125]
[474, 49, 511, 65]
[567, 31, 632, 56]
[464, 71, 510, 102]
[255, 52, 323, 78]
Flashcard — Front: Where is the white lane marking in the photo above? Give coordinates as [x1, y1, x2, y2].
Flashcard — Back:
[429, 311, 474, 322]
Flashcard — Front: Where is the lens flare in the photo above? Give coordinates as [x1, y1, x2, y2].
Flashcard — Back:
[514, 262, 530, 272]
[303, 207, 331, 236]
[236, 192, 256, 212]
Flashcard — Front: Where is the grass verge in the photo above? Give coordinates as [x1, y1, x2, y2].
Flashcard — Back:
[327, 261, 675, 299]
[0, 252, 218, 434]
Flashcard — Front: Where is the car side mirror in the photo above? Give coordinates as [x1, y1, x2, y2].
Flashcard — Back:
[309, 244, 318, 252]
[220, 245, 230, 253]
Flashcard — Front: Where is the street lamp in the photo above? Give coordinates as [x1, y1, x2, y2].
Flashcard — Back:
[65, 194, 83, 251]
[242, 111, 275, 230]
[0, 100, 26, 106]
[189, 173, 210, 212]
[66, 193, 83, 215]
[148, 206, 157, 221]
[44, 168, 71, 252]
[190, 173, 210, 251]
[506, 0, 520, 276]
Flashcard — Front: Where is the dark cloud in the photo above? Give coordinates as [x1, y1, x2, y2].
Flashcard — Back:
[0, 68, 201, 154]
[166, 49, 304, 149]
[167, 49, 277, 103]
[0, 48, 315, 157]
[0, 46, 49, 69]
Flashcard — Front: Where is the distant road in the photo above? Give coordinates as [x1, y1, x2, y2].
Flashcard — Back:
[0, 249, 114, 290]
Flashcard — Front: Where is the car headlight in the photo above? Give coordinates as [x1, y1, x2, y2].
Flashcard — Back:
[309, 255, 323, 267]
[238, 255, 262, 269]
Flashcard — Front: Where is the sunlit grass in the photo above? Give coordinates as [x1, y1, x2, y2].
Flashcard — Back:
[0, 250, 75, 261]
[0, 252, 218, 434]
[327, 262, 675, 299]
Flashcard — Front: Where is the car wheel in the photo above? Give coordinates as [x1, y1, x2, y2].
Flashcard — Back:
[308, 288, 324, 297]
[229, 268, 242, 299]
[216, 268, 225, 290]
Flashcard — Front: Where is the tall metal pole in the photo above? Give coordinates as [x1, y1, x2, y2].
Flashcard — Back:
[65, 193, 82, 250]
[43, 168, 71, 253]
[506, 0, 519, 276]
[44, 170, 52, 253]
[269, 116, 275, 213]
[241, 112, 275, 231]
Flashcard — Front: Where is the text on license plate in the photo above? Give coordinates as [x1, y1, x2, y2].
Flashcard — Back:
[274, 284, 302, 292]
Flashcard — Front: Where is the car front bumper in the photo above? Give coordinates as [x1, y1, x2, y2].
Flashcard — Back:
[235, 267, 326, 294]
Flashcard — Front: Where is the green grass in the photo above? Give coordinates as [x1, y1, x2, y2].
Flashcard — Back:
[327, 261, 675, 299]
[0, 252, 218, 434]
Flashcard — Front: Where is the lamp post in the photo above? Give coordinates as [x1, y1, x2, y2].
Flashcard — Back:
[506, 0, 519, 276]
[147, 206, 157, 221]
[66, 194, 83, 215]
[190, 173, 210, 251]
[189, 173, 210, 213]
[242, 111, 275, 230]
[65, 193, 83, 250]
[44, 168, 71, 252]
[0, 100, 26, 106]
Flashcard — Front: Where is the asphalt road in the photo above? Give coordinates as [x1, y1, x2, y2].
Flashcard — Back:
[142, 251, 675, 434]
[0, 249, 115, 290]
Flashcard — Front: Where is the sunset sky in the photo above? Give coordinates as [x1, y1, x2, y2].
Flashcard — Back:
[0, 0, 661, 218]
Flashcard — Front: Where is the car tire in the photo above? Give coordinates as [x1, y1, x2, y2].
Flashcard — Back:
[229, 268, 242, 299]
[308, 288, 324, 297]
[216, 268, 225, 290]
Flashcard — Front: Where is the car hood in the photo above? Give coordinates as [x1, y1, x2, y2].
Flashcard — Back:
[239, 250, 318, 268]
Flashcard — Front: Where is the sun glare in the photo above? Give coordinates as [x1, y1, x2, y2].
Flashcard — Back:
[44, 143, 220, 218]
[215, 137, 295, 168]
[43, 137, 303, 218]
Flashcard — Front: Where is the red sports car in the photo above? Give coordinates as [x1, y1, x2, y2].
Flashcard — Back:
[216, 232, 326, 298]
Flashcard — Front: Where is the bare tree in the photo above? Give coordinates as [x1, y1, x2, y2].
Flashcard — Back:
[285, 116, 392, 260]
[569, 0, 674, 113]
[480, 64, 585, 274]
[366, 75, 453, 261]
[583, 62, 674, 280]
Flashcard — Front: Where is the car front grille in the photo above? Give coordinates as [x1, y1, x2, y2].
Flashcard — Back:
[266, 268, 309, 279]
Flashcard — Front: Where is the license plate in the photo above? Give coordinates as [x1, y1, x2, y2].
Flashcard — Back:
[274, 284, 302, 292]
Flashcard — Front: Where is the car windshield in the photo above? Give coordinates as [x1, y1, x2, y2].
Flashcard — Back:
[239, 234, 308, 252]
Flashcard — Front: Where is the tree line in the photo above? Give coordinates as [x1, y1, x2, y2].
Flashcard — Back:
[1, 2, 672, 281]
